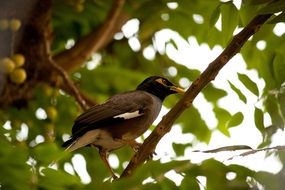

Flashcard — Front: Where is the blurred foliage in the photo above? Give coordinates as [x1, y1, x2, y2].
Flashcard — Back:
[1, 0, 285, 189]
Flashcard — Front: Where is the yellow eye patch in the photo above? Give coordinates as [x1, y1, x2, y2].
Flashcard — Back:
[155, 78, 167, 85]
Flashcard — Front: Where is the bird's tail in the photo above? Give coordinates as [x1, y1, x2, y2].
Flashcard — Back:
[63, 130, 99, 152]
[50, 131, 99, 167]
[62, 138, 75, 148]
[49, 138, 78, 167]
[61, 137, 82, 152]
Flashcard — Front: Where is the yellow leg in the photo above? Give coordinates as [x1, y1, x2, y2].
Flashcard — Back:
[114, 138, 141, 152]
[98, 149, 118, 179]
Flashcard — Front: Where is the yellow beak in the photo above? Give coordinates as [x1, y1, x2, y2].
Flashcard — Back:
[170, 86, 185, 94]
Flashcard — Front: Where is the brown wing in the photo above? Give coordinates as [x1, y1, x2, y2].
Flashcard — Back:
[71, 91, 149, 136]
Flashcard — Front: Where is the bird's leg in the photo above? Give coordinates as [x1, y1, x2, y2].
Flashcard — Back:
[127, 140, 157, 158]
[98, 149, 118, 179]
[127, 140, 142, 152]
[114, 138, 141, 152]
[114, 138, 157, 159]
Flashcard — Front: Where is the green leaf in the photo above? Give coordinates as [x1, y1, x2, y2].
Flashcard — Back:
[178, 107, 211, 143]
[228, 81, 247, 103]
[243, 0, 273, 5]
[132, 160, 190, 183]
[33, 143, 65, 164]
[269, 12, 285, 23]
[172, 143, 191, 156]
[220, 2, 239, 45]
[273, 53, 285, 86]
[254, 107, 265, 133]
[264, 96, 284, 128]
[238, 73, 259, 96]
[258, 0, 285, 14]
[255, 171, 280, 190]
[214, 107, 231, 136]
[209, 4, 221, 27]
[226, 112, 244, 128]
[39, 168, 81, 189]
[167, 39, 179, 50]
[203, 84, 227, 104]
[180, 176, 200, 190]
[278, 92, 285, 118]
[200, 159, 229, 189]
[159, 178, 179, 190]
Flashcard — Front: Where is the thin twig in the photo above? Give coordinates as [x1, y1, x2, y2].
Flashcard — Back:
[48, 58, 89, 111]
[120, 13, 272, 178]
[193, 145, 253, 153]
[228, 145, 285, 160]
[54, 0, 126, 71]
[59, 82, 97, 107]
[42, 16, 89, 111]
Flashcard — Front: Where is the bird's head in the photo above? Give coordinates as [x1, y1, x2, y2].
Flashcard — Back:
[136, 76, 185, 101]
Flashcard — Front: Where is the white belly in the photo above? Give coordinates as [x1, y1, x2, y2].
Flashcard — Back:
[68, 129, 125, 152]
[91, 129, 125, 151]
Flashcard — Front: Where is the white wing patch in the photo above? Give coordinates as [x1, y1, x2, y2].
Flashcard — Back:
[114, 110, 143, 120]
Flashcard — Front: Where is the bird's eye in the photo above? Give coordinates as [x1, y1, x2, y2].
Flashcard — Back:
[155, 78, 169, 86]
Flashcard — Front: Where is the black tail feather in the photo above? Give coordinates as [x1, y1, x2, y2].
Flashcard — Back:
[62, 138, 75, 148]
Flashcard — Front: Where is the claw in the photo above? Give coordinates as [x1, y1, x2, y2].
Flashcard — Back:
[130, 141, 142, 152]
[147, 150, 157, 160]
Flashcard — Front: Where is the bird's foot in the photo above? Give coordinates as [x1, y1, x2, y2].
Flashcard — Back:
[113, 138, 141, 152]
[111, 174, 119, 180]
[131, 142, 157, 160]
[114, 138, 157, 160]
[147, 150, 157, 160]
[127, 140, 157, 160]
[130, 141, 142, 152]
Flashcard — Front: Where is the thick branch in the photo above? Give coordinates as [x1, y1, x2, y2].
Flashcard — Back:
[120, 14, 272, 178]
[53, 0, 126, 72]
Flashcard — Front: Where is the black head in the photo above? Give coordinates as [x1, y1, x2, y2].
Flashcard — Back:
[136, 76, 185, 101]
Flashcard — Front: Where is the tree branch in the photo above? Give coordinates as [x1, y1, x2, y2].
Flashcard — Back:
[193, 145, 253, 153]
[41, 9, 89, 112]
[59, 82, 97, 107]
[48, 58, 89, 111]
[120, 14, 272, 178]
[228, 145, 285, 160]
[53, 0, 126, 72]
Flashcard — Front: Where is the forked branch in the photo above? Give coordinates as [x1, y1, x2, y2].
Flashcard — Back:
[53, 0, 126, 72]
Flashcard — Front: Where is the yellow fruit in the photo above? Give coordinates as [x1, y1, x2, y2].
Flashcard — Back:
[9, 68, 27, 84]
[46, 106, 58, 121]
[10, 19, 21, 31]
[0, 57, 15, 73]
[11, 54, 25, 67]
[0, 19, 9, 30]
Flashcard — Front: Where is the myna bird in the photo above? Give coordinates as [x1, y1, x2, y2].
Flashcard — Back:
[62, 76, 185, 178]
